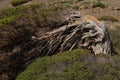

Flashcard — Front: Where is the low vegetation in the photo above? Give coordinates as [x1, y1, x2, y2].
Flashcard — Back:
[80, 2, 92, 9]
[0, 0, 120, 80]
[11, 0, 32, 6]
[98, 16, 119, 22]
[0, 3, 68, 27]
[92, 0, 107, 8]
[16, 49, 120, 80]
[0, 3, 70, 51]
[109, 27, 120, 54]
[80, 0, 107, 9]
[0, 4, 38, 26]
[0, 15, 20, 26]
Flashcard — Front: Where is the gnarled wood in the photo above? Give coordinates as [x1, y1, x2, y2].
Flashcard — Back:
[28, 12, 113, 55]
[0, 11, 113, 80]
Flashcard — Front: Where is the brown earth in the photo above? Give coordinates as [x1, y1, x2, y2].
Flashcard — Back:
[0, 0, 12, 9]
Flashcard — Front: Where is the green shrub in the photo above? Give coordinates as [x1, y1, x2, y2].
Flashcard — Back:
[11, 0, 32, 6]
[98, 16, 119, 22]
[16, 49, 120, 80]
[80, 0, 107, 9]
[0, 4, 39, 18]
[72, 5, 80, 10]
[0, 3, 69, 28]
[77, 0, 84, 1]
[92, 0, 107, 8]
[108, 27, 120, 54]
[80, 2, 92, 9]
[0, 15, 20, 26]
[0, 4, 39, 26]
[16, 49, 90, 80]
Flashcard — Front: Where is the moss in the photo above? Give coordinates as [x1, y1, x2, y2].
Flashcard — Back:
[11, 0, 32, 6]
[98, 16, 119, 22]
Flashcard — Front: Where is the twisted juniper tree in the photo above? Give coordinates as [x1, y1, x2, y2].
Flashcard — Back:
[0, 11, 113, 80]
[27, 11, 113, 56]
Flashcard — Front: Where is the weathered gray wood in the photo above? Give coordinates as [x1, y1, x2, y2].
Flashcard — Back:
[0, 11, 113, 80]
[30, 11, 113, 55]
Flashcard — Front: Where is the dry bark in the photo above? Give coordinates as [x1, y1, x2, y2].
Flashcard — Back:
[0, 11, 113, 80]
[27, 12, 113, 55]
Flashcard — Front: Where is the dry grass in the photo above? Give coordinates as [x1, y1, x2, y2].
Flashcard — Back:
[0, 0, 12, 9]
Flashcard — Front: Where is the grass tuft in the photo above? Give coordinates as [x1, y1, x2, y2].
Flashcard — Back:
[92, 0, 107, 8]
[80, 0, 107, 9]
[11, 0, 32, 6]
[108, 27, 120, 54]
[0, 15, 20, 26]
[98, 16, 119, 22]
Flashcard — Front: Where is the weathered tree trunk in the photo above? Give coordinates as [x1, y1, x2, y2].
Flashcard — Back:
[26, 12, 113, 56]
[0, 11, 113, 80]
